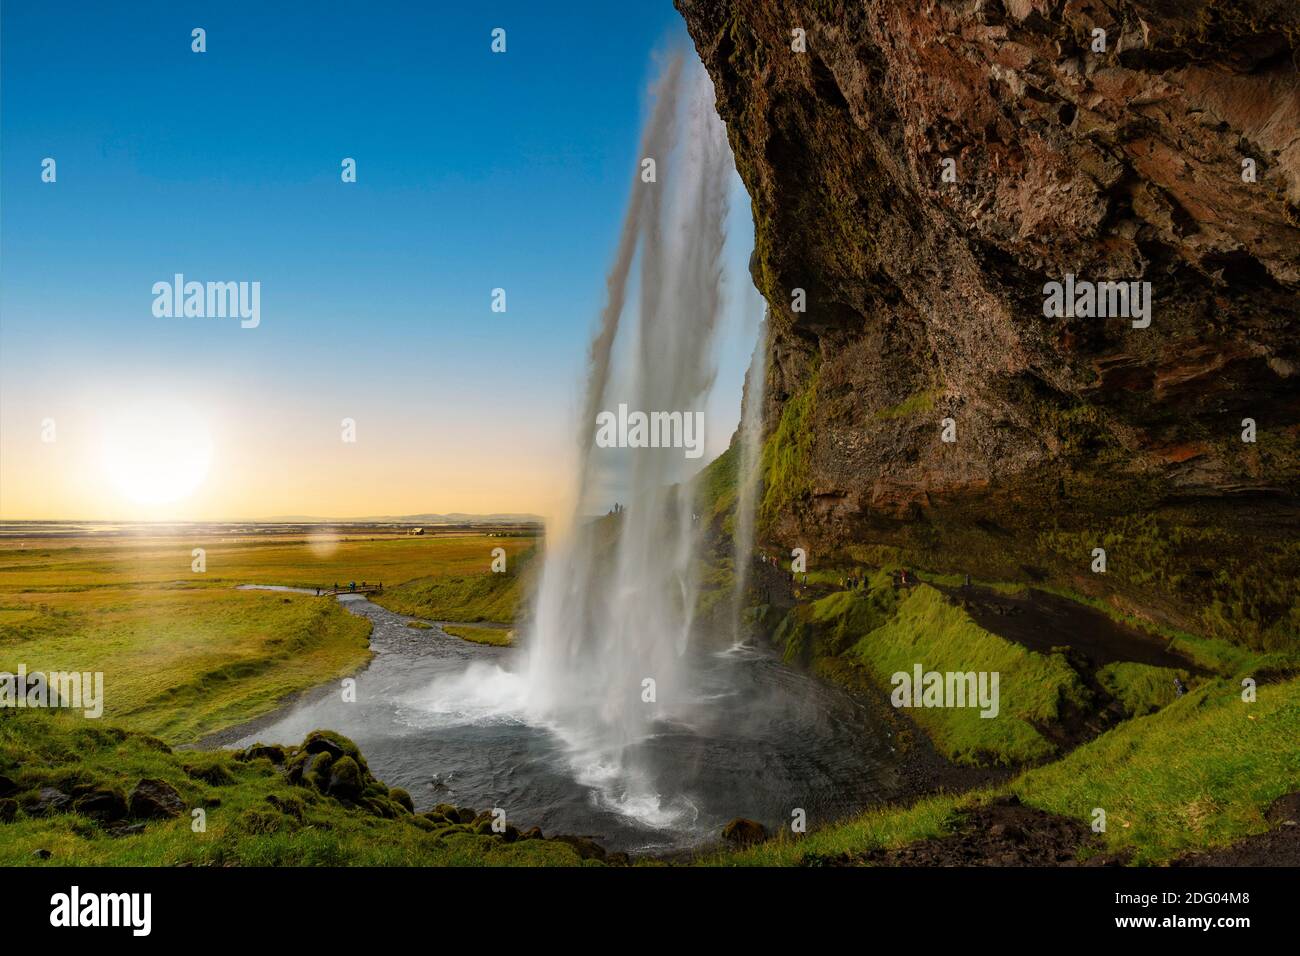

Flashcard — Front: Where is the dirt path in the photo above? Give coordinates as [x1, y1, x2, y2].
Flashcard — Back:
[938, 584, 1203, 673]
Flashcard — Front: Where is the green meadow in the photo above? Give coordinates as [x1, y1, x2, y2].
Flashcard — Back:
[0, 532, 535, 743]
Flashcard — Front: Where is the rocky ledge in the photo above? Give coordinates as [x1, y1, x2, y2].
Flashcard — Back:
[678, 0, 1299, 645]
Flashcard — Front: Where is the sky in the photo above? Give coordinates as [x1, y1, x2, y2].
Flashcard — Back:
[0, 0, 759, 522]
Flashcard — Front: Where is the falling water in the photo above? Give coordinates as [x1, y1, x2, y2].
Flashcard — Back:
[224, 51, 906, 853]
[731, 314, 768, 645]
[523, 52, 735, 825]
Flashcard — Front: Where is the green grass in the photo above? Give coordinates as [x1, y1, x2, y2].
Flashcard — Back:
[0, 587, 371, 743]
[698, 790, 977, 866]
[0, 710, 591, 866]
[0, 532, 537, 593]
[847, 585, 1089, 765]
[1030, 582, 1294, 678]
[373, 562, 531, 623]
[1036, 513, 1300, 652]
[695, 442, 739, 524]
[708, 674, 1300, 866]
[0, 533, 538, 744]
[442, 624, 515, 647]
[1013, 675, 1300, 863]
[1096, 661, 1192, 717]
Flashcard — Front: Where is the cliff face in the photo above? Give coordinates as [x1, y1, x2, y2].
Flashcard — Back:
[678, 0, 1300, 646]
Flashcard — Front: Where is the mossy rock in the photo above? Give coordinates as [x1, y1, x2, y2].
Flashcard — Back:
[388, 787, 414, 813]
[301, 730, 368, 772]
[72, 787, 128, 822]
[300, 751, 334, 791]
[326, 756, 363, 799]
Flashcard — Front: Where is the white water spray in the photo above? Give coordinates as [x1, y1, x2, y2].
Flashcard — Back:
[523, 53, 736, 824]
[731, 314, 768, 645]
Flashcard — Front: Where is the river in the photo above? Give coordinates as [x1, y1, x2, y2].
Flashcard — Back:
[225, 592, 907, 854]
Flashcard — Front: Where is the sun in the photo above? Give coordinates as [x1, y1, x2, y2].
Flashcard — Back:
[99, 402, 214, 507]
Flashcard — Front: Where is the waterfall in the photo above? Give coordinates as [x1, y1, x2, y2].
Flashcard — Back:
[731, 314, 768, 645]
[522, 52, 735, 825]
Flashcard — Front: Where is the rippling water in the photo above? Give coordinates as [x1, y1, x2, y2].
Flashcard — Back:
[229, 597, 905, 854]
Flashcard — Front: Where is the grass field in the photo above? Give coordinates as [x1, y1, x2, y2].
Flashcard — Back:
[0, 532, 536, 744]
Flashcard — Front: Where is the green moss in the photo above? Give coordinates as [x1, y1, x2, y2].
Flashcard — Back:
[695, 443, 739, 523]
[1036, 514, 1300, 653]
[759, 371, 819, 532]
[874, 388, 939, 420]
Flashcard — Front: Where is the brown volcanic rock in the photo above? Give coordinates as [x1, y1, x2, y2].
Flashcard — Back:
[677, 0, 1300, 633]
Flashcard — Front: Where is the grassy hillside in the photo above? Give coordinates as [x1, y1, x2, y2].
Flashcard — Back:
[706, 674, 1300, 866]
[373, 545, 537, 623]
[769, 579, 1089, 765]
[846, 585, 1088, 765]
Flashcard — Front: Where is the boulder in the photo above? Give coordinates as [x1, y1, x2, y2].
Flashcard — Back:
[128, 778, 184, 819]
[326, 756, 363, 799]
[388, 787, 414, 813]
[73, 787, 128, 822]
[297, 751, 333, 791]
[301, 730, 365, 766]
[721, 817, 768, 846]
[24, 787, 71, 816]
[0, 798, 17, 822]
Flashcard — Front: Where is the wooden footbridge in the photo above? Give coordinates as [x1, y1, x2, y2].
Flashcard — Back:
[318, 583, 384, 597]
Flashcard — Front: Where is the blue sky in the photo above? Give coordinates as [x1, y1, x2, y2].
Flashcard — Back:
[0, 1, 759, 519]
